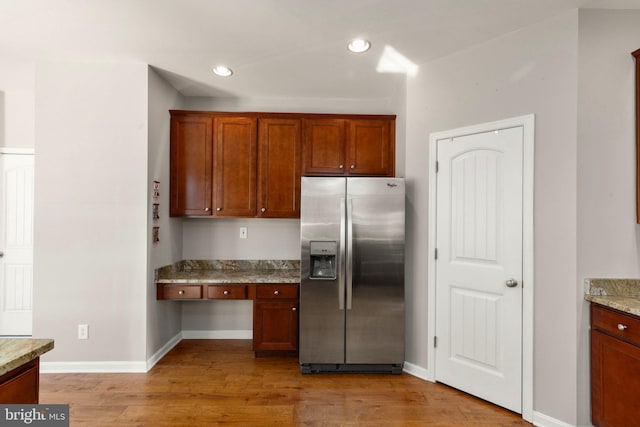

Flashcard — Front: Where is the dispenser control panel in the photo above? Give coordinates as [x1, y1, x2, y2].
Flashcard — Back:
[309, 241, 337, 280]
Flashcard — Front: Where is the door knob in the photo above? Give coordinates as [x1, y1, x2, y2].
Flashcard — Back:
[505, 279, 518, 288]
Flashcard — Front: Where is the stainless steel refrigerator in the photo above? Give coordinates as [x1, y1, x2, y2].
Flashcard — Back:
[299, 177, 405, 374]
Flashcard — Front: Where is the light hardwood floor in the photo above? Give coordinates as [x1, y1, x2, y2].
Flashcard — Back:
[39, 339, 532, 426]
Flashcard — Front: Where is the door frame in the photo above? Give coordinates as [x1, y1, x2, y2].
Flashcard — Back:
[426, 114, 534, 422]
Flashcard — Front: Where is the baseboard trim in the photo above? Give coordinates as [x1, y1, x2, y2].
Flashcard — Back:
[41, 361, 147, 374]
[532, 411, 576, 427]
[403, 361, 432, 382]
[40, 330, 251, 374]
[146, 331, 182, 371]
[181, 330, 252, 339]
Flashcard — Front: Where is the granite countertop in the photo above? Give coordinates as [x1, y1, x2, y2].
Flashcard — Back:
[156, 260, 300, 284]
[0, 338, 54, 376]
[584, 278, 640, 317]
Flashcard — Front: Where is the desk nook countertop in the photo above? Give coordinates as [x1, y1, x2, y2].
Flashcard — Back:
[155, 259, 300, 284]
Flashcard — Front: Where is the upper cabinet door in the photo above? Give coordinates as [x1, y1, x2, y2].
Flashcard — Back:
[213, 117, 258, 217]
[302, 119, 347, 175]
[257, 118, 302, 218]
[170, 115, 213, 216]
[302, 117, 395, 177]
[347, 119, 394, 176]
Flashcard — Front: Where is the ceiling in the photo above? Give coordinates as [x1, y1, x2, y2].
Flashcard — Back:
[0, 0, 638, 100]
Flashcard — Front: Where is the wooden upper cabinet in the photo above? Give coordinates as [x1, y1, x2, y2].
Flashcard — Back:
[257, 118, 302, 218]
[170, 115, 213, 216]
[347, 119, 393, 176]
[303, 119, 347, 175]
[302, 117, 395, 177]
[213, 117, 258, 217]
[169, 111, 395, 218]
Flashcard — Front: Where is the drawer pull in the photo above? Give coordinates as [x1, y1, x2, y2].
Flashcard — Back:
[274, 290, 280, 296]
[178, 290, 185, 295]
[618, 323, 629, 331]
[223, 290, 229, 296]
[292, 307, 297, 311]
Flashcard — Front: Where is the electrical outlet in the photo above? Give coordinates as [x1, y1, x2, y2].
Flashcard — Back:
[78, 324, 89, 340]
[239, 227, 248, 239]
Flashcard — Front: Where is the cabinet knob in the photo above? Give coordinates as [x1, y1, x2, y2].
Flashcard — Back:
[273, 290, 280, 296]
[339, 164, 344, 169]
[292, 307, 297, 311]
[261, 208, 266, 212]
[178, 290, 185, 295]
[223, 290, 229, 296]
[216, 207, 221, 212]
[350, 165, 355, 169]
[204, 208, 210, 212]
[618, 323, 628, 331]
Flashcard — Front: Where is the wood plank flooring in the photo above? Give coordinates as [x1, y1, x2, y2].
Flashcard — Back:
[39, 339, 532, 426]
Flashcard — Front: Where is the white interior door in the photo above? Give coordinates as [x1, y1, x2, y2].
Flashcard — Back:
[0, 152, 34, 336]
[434, 126, 523, 413]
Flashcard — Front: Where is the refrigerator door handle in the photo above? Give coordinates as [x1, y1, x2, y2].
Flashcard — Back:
[339, 198, 346, 310]
[346, 198, 353, 310]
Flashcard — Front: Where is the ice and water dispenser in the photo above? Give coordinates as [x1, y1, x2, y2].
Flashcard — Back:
[309, 241, 337, 280]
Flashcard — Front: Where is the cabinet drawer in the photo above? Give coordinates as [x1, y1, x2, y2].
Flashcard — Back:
[207, 284, 247, 299]
[157, 285, 202, 300]
[592, 304, 640, 346]
[256, 284, 298, 299]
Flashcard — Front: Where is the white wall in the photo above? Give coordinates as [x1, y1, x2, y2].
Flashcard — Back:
[576, 9, 640, 426]
[405, 11, 579, 425]
[182, 218, 300, 260]
[146, 67, 185, 358]
[0, 58, 35, 149]
[34, 60, 149, 363]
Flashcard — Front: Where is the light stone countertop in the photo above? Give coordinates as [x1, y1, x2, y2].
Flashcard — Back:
[0, 338, 54, 376]
[584, 278, 640, 317]
[156, 260, 300, 284]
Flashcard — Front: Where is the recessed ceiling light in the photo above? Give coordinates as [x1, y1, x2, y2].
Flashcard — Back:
[212, 65, 233, 77]
[348, 38, 371, 53]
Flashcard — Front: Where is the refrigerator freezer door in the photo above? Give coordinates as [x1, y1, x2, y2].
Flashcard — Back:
[345, 178, 405, 364]
[300, 177, 346, 364]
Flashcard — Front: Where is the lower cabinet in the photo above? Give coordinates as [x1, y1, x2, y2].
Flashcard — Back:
[0, 358, 39, 404]
[156, 282, 299, 354]
[591, 304, 640, 426]
[253, 284, 299, 354]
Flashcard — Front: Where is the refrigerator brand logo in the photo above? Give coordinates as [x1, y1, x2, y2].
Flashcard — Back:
[386, 183, 398, 188]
